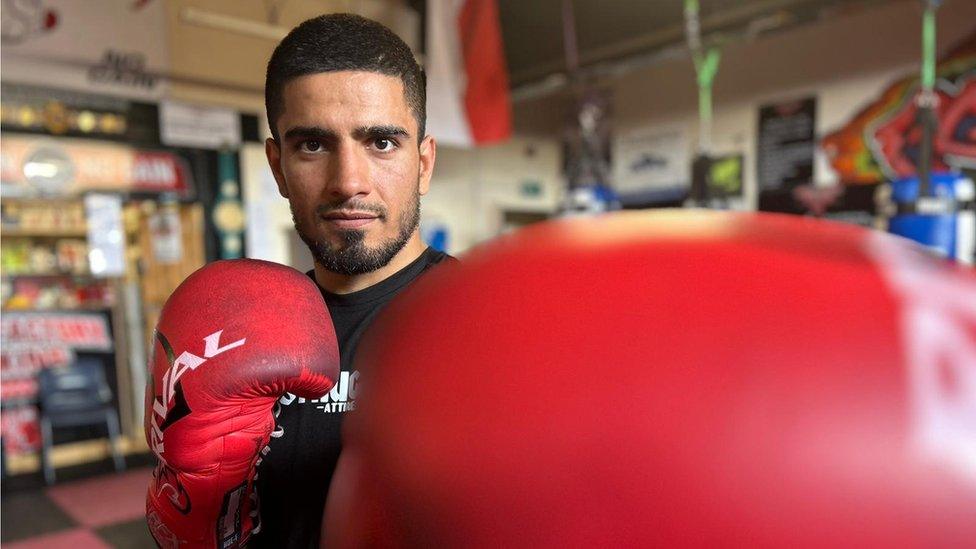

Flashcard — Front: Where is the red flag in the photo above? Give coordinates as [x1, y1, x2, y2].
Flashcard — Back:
[427, 0, 512, 147]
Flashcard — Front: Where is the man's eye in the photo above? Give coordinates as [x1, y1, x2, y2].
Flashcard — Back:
[373, 138, 396, 152]
[300, 140, 323, 153]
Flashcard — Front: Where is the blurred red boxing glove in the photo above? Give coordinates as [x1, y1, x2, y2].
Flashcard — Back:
[146, 259, 339, 548]
[327, 210, 976, 547]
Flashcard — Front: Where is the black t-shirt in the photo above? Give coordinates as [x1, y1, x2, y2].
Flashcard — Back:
[251, 247, 454, 548]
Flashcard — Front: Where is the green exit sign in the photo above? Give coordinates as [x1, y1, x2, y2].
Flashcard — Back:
[520, 180, 542, 197]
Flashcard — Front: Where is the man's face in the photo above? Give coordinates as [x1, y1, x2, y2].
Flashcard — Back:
[266, 71, 434, 275]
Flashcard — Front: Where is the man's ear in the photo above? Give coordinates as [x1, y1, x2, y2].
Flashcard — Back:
[266, 137, 289, 199]
[418, 135, 436, 196]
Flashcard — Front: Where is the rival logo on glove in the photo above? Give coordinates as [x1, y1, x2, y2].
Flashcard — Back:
[148, 329, 246, 458]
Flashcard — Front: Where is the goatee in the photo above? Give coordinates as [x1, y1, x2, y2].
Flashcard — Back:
[292, 192, 421, 276]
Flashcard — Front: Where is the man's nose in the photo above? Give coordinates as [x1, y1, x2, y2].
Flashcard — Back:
[327, 143, 372, 200]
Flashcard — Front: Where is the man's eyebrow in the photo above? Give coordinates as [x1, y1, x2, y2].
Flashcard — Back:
[282, 126, 338, 141]
[353, 125, 411, 140]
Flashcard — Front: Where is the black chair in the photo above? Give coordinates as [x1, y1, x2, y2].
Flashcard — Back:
[37, 358, 125, 484]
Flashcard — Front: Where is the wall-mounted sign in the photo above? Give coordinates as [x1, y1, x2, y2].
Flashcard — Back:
[1, 311, 113, 455]
[520, 180, 543, 198]
[707, 153, 744, 198]
[132, 151, 191, 193]
[85, 193, 127, 277]
[149, 202, 184, 264]
[613, 126, 691, 193]
[1, 135, 192, 197]
[0, 344, 73, 380]
[88, 50, 157, 90]
[757, 97, 817, 192]
[1, 312, 112, 349]
[160, 101, 242, 150]
[2, 406, 40, 456]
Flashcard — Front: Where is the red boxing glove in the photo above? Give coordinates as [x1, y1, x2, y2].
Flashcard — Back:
[145, 259, 339, 548]
[328, 211, 976, 547]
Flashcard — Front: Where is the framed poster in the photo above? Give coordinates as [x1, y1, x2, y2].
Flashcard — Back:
[614, 125, 691, 206]
[614, 126, 690, 194]
[757, 97, 816, 192]
[707, 153, 744, 198]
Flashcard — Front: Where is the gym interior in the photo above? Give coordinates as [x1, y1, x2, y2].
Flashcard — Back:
[1, 0, 974, 547]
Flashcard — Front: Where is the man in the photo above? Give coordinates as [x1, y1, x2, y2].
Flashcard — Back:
[252, 13, 454, 548]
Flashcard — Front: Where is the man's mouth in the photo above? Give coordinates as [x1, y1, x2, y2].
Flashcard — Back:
[322, 211, 381, 229]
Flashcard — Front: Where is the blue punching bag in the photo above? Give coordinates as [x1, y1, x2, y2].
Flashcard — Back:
[887, 173, 974, 265]
[887, 3, 975, 265]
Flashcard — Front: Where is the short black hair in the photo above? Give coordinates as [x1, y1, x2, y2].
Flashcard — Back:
[265, 13, 426, 142]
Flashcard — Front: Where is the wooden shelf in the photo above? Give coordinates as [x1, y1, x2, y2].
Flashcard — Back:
[1, 271, 94, 278]
[2, 305, 114, 313]
[0, 197, 83, 205]
[1, 227, 88, 238]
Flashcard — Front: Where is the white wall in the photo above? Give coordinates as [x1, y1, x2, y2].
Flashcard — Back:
[241, 142, 298, 265]
[1, 0, 170, 101]
[425, 136, 563, 254]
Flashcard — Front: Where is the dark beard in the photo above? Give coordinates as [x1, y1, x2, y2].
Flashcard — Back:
[292, 192, 421, 276]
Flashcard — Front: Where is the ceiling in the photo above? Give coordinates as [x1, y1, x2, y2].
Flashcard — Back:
[496, 0, 899, 89]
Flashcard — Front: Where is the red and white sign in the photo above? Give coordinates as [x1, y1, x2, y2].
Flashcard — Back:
[133, 151, 190, 193]
[1, 406, 41, 455]
[0, 313, 111, 457]
[1, 135, 192, 196]
[1, 312, 112, 350]
[2, 378, 40, 401]
[1, 344, 73, 380]
[426, 0, 511, 147]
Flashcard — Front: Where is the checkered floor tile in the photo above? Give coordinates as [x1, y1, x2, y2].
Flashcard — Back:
[2, 466, 154, 547]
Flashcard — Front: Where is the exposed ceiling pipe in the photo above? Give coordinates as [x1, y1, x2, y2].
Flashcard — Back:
[561, 0, 580, 76]
[510, 0, 893, 103]
[510, 0, 813, 86]
[177, 5, 426, 64]
[179, 7, 289, 41]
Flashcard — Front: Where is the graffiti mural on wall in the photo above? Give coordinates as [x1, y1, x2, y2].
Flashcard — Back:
[822, 35, 976, 184]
